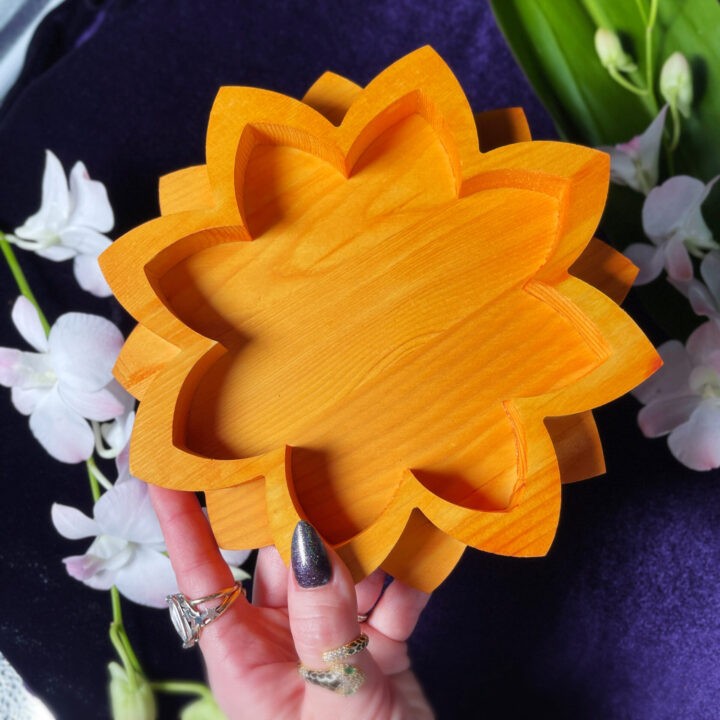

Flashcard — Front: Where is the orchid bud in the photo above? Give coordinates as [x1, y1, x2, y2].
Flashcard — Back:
[180, 694, 227, 720]
[108, 662, 157, 720]
[594, 28, 636, 73]
[660, 52, 693, 117]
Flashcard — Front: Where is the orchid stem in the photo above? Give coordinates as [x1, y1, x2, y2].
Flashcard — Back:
[0, 231, 51, 335]
[110, 587, 143, 675]
[608, 67, 648, 97]
[92, 420, 121, 459]
[86, 455, 113, 492]
[85, 460, 101, 502]
[150, 680, 213, 699]
[668, 103, 682, 151]
[643, 0, 660, 115]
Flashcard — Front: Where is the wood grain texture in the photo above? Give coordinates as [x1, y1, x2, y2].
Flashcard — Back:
[100, 47, 660, 592]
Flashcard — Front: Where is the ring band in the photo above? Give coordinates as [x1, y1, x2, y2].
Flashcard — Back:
[298, 663, 365, 695]
[166, 583, 244, 649]
[298, 632, 369, 695]
[322, 632, 369, 664]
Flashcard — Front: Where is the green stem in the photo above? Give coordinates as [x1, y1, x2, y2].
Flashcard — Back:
[643, 0, 660, 115]
[668, 101, 682, 152]
[109, 623, 137, 689]
[86, 459, 102, 502]
[86, 455, 113, 492]
[608, 67, 649, 96]
[633, 0, 648, 24]
[92, 420, 121, 459]
[110, 587, 144, 674]
[0, 217, 155, 712]
[150, 681, 213, 699]
[0, 232, 50, 334]
[647, 0, 658, 30]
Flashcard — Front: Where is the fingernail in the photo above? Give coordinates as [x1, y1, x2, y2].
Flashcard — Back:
[291, 520, 332, 588]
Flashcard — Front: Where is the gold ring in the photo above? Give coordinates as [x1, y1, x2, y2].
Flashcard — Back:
[297, 663, 365, 695]
[322, 632, 369, 664]
[298, 632, 370, 695]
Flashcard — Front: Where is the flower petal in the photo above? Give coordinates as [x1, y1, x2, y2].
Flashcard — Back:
[668, 402, 720, 471]
[219, 547, 252, 567]
[664, 238, 693, 282]
[687, 281, 719, 319]
[51, 503, 100, 539]
[624, 242, 665, 285]
[68, 161, 114, 232]
[63, 554, 114, 587]
[637, 394, 699, 437]
[687, 321, 720, 368]
[115, 441, 131, 483]
[10, 385, 46, 415]
[11, 296, 48, 352]
[700, 250, 720, 304]
[0, 348, 52, 389]
[102, 407, 136, 458]
[14, 150, 69, 238]
[59, 383, 126, 421]
[642, 175, 708, 241]
[73, 253, 113, 297]
[601, 107, 667, 195]
[48, 312, 123, 390]
[0, 347, 24, 386]
[94, 478, 165, 545]
[60, 227, 112, 257]
[683, 176, 719, 250]
[34, 243, 76, 261]
[29, 386, 94, 462]
[633, 105, 667, 191]
[62, 537, 132, 590]
[113, 547, 178, 607]
[602, 148, 639, 190]
[632, 340, 692, 404]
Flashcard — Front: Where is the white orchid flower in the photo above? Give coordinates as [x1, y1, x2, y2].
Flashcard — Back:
[625, 175, 719, 285]
[633, 321, 720, 471]
[0, 296, 129, 463]
[9, 150, 114, 296]
[599, 106, 667, 195]
[52, 473, 252, 606]
[51, 477, 179, 608]
[675, 250, 720, 324]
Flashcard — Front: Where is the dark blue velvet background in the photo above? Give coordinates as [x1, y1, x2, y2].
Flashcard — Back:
[1, 1, 719, 718]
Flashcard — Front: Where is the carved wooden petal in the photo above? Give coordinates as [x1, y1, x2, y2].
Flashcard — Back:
[101, 48, 660, 592]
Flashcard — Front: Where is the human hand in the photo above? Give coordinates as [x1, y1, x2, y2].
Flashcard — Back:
[150, 485, 434, 720]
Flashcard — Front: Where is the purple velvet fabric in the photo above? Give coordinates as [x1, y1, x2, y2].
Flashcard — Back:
[0, 1, 718, 718]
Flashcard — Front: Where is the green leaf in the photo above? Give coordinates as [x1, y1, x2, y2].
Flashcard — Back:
[491, 0, 720, 178]
[490, 0, 653, 144]
[490, 0, 720, 340]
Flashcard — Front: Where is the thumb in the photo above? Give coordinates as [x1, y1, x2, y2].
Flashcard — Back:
[287, 521, 389, 713]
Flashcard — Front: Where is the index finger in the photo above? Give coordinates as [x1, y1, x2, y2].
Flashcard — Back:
[149, 485, 236, 601]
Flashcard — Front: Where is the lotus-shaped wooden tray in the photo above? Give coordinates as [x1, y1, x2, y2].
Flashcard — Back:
[101, 47, 659, 592]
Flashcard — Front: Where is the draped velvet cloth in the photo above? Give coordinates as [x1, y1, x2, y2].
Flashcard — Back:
[0, 2, 718, 718]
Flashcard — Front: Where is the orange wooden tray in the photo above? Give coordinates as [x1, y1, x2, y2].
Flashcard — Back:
[101, 47, 659, 592]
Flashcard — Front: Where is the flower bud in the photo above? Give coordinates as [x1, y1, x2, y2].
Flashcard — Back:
[108, 662, 157, 720]
[660, 52, 693, 117]
[180, 694, 227, 720]
[594, 28, 637, 72]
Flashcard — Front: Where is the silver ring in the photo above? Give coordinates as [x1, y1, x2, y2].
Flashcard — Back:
[166, 583, 244, 649]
